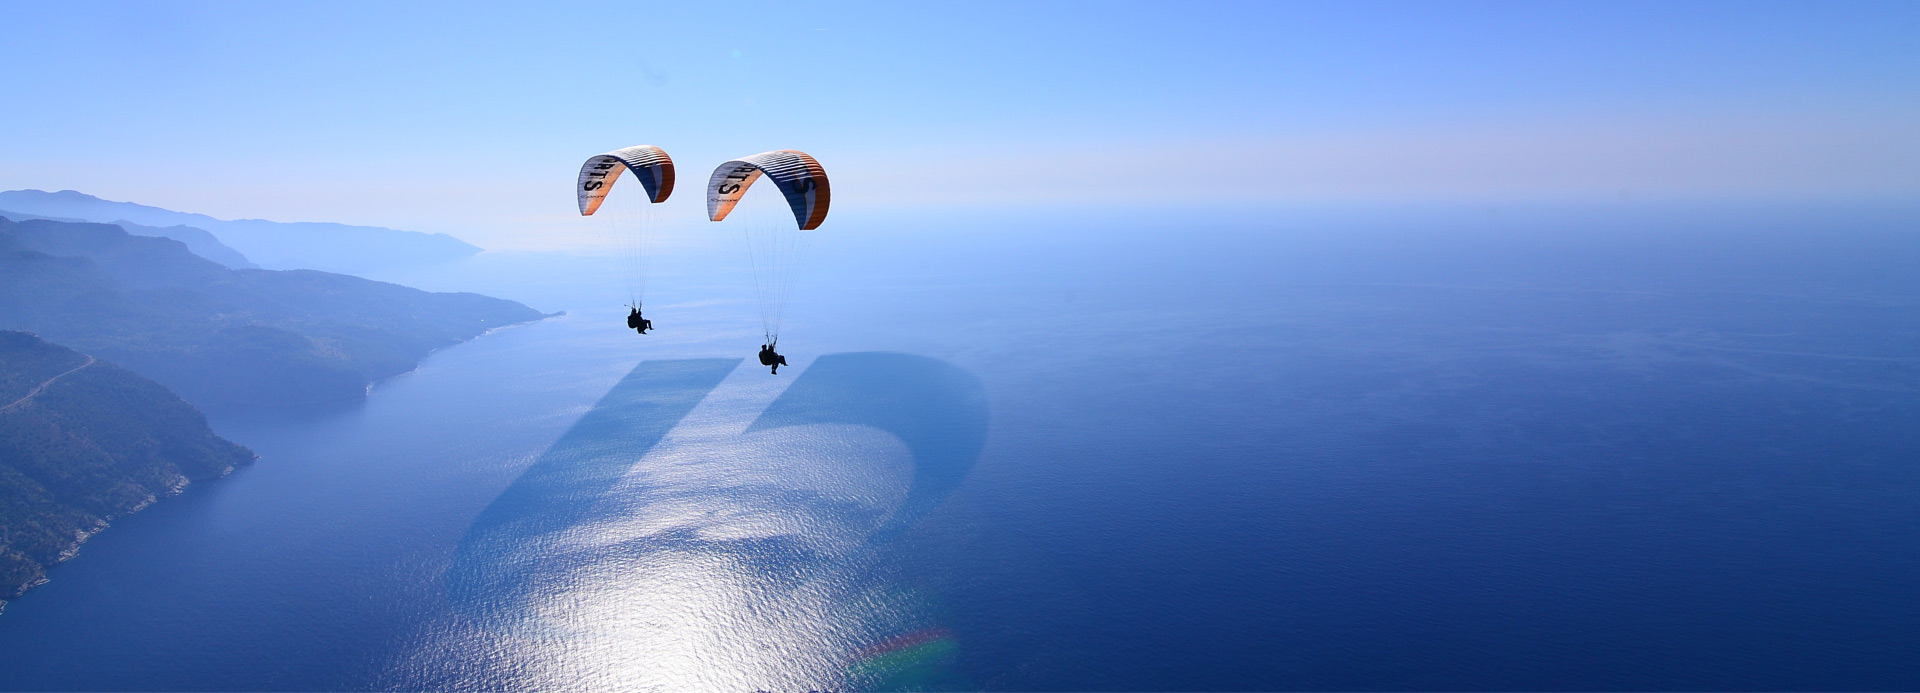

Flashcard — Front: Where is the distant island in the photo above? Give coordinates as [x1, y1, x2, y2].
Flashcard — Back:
[0, 331, 256, 611]
[0, 189, 479, 276]
[1, 216, 549, 411]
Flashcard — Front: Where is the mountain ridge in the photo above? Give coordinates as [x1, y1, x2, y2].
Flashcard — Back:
[0, 216, 548, 411]
[0, 189, 479, 276]
[0, 208, 256, 269]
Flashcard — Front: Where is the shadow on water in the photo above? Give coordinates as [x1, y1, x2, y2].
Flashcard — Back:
[748, 352, 989, 546]
[438, 352, 988, 690]
[445, 358, 741, 612]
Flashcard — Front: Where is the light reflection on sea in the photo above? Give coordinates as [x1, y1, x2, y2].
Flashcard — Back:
[399, 350, 985, 691]
[411, 369, 884, 690]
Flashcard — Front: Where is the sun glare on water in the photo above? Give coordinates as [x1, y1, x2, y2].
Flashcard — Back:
[411, 365, 935, 691]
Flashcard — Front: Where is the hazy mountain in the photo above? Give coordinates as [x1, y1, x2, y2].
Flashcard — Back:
[0, 209, 257, 269]
[112, 221, 259, 270]
[0, 331, 255, 609]
[0, 190, 479, 276]
[0, 216, 547, 411]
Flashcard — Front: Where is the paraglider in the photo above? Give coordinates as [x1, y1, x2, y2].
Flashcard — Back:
[706, 149, 831, 373]
[578, 145, 675, 335]
[758, 343, 787, 374]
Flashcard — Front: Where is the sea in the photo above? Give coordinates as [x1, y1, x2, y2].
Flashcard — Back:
[0, 201, 1916, 691]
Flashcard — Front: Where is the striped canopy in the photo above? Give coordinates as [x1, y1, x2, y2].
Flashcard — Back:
[577, 145, 675, 215]
[705, 149, 831, 230]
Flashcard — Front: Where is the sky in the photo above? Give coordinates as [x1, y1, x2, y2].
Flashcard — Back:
[2, 0, 1916, 249]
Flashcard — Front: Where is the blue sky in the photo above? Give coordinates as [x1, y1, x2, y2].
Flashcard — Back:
[2, 1, 1915, 248]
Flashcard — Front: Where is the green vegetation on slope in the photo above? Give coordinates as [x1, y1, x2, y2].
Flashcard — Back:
[0, 331, 255, 606]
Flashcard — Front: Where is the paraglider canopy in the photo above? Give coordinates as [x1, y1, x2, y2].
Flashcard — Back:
[580, 144, 675, 332]
[706, 149, 830, 353]
[706, 150, 830, 230]
[578, 145, 675, 215]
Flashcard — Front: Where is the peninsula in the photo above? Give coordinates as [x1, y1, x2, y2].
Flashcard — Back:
[0, 216, 548, 411]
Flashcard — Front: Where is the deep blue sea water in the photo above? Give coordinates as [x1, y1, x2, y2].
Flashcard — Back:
[1, 203, 1917, 690]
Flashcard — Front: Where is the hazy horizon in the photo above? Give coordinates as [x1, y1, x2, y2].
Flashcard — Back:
[3, 1, 1916, 249]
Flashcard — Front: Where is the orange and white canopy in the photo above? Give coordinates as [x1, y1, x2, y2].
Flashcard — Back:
[705, 150, 830, 230]
[576, 145, 675, 215]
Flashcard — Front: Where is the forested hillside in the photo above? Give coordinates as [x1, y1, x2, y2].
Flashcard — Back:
[0, 331, 255, 608]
